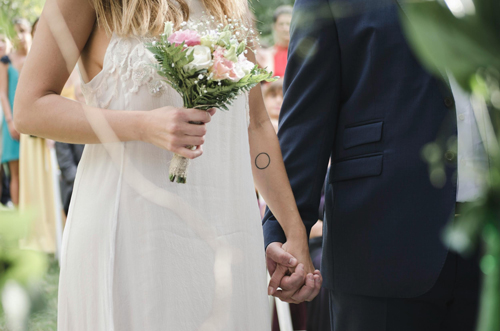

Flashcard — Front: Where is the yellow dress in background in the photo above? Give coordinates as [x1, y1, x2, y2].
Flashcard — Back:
[19, 85, 76, 253]
[18, 134, 56, 252]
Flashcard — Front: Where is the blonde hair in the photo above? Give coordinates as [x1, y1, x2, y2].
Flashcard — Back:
[92, 0, 251, 37]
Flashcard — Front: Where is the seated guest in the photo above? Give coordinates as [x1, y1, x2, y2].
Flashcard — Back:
[256, 6, 292, 79]
[262, 79, 284, 133]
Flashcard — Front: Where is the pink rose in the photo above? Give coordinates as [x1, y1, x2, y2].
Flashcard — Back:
[210, 47, 243, 82]
[167, 30, 201, 47]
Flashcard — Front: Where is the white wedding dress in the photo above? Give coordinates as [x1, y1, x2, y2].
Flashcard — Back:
[57, 2, 270, 330]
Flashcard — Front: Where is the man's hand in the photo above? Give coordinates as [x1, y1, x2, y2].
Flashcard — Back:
[266, 242, 298, 295]
[266, 242, 323, 303]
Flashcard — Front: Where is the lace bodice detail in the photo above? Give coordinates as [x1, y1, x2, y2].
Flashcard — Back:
[80, 35, 172, 109]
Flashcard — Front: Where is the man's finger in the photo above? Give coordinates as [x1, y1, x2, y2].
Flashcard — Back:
[266, 243, 298, 268]
[290, 273, 316, 303]
[279, 263, 306, 291]
[304, 272, 323, 302]
[271, 264, 307, 302]
[274, 289, 300, 304]
[268, 264, 288, 296]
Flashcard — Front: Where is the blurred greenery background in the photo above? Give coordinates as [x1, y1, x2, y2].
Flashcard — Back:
[0, 210, 50, 331]
[0, 258, 59, 331]
[0, 0, 44, 39]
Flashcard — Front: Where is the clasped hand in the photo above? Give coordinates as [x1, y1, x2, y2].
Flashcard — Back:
[141, 106, 216, 159]
[266, 241, 322, 304]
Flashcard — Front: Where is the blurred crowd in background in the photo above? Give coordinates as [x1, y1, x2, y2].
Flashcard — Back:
[0, 5, 331, 331]
[1, 17, 84, 252]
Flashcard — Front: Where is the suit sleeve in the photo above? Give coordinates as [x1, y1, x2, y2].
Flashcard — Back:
[55, 142, 78, 184]
[262, 0, 341, 248]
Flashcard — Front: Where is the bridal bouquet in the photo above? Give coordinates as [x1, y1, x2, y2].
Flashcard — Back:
[146, 18, 276, 183]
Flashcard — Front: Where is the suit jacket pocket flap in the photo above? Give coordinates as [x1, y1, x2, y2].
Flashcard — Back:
[331, 154, 383, 182]
[343, 122, 383, 149]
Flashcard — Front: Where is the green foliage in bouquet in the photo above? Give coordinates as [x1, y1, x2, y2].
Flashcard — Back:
[146, 38, 275, 110]
[397, 0, 500, 91]
[397, 0, 500, 330]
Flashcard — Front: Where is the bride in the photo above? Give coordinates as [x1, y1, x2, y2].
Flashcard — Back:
[14, 0, 321, 329]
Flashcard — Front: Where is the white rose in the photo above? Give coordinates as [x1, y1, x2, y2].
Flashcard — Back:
[230, 62, 246, 82]
[184, 45, 213, 72]
[238, 54, 255, 75]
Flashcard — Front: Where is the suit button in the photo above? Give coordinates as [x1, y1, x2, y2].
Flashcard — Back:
[445, 151, 456, 161]
[444, 97, 454, 108]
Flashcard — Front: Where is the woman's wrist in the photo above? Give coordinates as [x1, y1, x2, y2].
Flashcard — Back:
[128, 111, 149, 142]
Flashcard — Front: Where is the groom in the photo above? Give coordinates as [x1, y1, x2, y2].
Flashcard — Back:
[263, 0, 483, 329]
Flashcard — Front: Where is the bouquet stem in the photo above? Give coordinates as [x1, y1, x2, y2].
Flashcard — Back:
[168, 99, 202, 184]
[169, 151, 191, 183]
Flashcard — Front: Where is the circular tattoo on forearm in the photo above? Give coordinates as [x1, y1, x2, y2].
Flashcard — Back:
[255, 152, 271, 170]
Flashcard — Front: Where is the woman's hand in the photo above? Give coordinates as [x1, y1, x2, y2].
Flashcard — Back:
[7, 120, 20, 141]
[266, 237, 322, 304]
[140, 106, 216, 159]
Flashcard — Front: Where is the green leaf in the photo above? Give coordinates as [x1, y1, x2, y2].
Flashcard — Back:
[399, 0, 500, 91]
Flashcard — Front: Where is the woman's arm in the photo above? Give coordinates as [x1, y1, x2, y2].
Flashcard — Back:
[0, 63, 19, 141]
[248, 79, 322, 303]
[247, 50, 321, 302]
[14, 0, 212, 159]
[248, 84, 305, 245]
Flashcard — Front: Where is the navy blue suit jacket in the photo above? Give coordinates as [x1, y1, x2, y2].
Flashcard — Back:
[262, 0, 458, 298]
